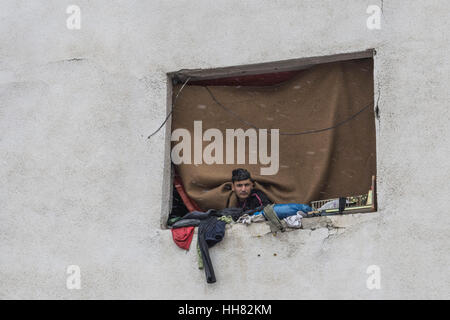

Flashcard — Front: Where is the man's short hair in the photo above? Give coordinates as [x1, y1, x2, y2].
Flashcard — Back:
[232, 168, 253, 183]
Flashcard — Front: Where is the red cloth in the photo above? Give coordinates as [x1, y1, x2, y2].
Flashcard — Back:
[174, 174, 202, 212]
[171, 226, 195, 250]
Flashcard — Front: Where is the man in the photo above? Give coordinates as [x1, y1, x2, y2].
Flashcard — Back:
[228, 168, 272, 211]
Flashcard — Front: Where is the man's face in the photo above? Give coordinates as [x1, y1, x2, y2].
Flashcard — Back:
[232, 178, 254, 201]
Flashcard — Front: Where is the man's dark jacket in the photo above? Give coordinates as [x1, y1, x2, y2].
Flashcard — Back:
[229, 188, 272, 212]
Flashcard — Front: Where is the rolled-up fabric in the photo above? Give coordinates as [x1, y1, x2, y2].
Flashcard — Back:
[181, 209, 221, 220]
[171, 218, 201, 228]
[253, 203, 313, 219]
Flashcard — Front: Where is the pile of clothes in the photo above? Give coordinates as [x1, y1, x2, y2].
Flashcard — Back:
[169, 203, 313, 284]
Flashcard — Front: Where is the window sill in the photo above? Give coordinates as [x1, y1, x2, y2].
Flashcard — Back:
[222, 210, 380, 238]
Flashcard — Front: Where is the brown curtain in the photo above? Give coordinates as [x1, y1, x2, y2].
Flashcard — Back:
[171, 58, 376, 210]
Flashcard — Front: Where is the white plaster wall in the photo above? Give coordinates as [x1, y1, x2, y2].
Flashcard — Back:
[1, 0, 449, 299]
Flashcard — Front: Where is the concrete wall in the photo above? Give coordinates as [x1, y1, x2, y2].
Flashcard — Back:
[1, 0, 449, 299]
